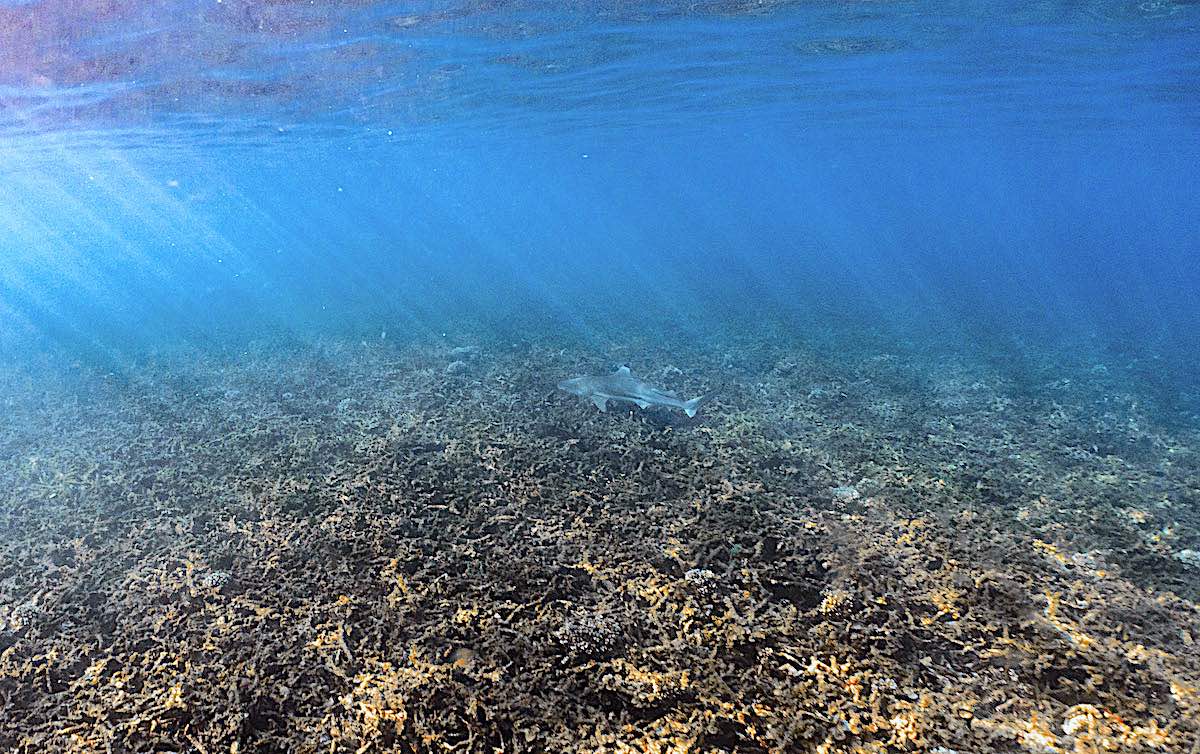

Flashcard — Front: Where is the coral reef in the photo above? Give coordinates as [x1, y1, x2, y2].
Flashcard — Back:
[0, 334, 1197, 752]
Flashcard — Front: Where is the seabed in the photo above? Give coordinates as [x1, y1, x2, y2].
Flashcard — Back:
[0, 333, 1197, 752]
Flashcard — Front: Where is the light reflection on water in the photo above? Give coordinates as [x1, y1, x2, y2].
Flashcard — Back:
[0, 0, 1197, 144]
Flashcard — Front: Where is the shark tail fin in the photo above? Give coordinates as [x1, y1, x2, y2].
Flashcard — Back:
[684, 397, 703, 418]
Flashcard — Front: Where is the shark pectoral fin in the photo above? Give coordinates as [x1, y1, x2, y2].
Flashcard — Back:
[635, 400, 651, 409]
[591, 395, 609, 412]
[616, 365, 631, 375]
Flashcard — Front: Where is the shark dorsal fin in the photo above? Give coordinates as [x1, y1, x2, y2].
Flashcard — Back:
[616, 365, 631, 375]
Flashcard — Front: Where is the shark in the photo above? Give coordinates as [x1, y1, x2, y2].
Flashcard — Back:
[558, 366, 704, 418]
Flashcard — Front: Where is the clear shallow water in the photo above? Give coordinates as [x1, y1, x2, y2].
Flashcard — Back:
[1, 0, 1198, 408]
[4, 4, 1200, 750]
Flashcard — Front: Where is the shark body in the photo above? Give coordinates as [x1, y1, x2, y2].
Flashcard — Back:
[558, 366, 703, 418]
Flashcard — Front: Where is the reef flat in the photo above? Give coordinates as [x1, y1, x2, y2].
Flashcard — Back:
[0, 334, 1197, 753]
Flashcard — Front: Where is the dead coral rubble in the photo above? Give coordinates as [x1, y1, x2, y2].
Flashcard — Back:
[0, 337, 1197, 753]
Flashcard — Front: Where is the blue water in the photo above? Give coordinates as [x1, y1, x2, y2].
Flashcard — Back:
[1, 1, 1198, 398]
[2, 5, 1200, 401]
[5, 4, 1200, 750]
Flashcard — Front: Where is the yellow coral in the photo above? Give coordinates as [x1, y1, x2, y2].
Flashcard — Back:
[161, 683, 186, 710]
[818, 588, 851, 615]
[888, 710, 924, 747]
[924, 587, 961, 624]
[1170, 679, 1196, 701]
[1043, 592, 1094, 650]
[1033, 540, 1069, 565]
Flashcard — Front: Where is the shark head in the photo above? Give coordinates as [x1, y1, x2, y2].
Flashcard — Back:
[557, 376, 593, 397]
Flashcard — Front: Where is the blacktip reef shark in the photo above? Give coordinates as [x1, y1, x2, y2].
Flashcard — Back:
[558, 366, 704, 417]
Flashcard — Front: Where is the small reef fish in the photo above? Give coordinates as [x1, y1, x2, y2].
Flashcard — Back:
[558, 366, 704, 417]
